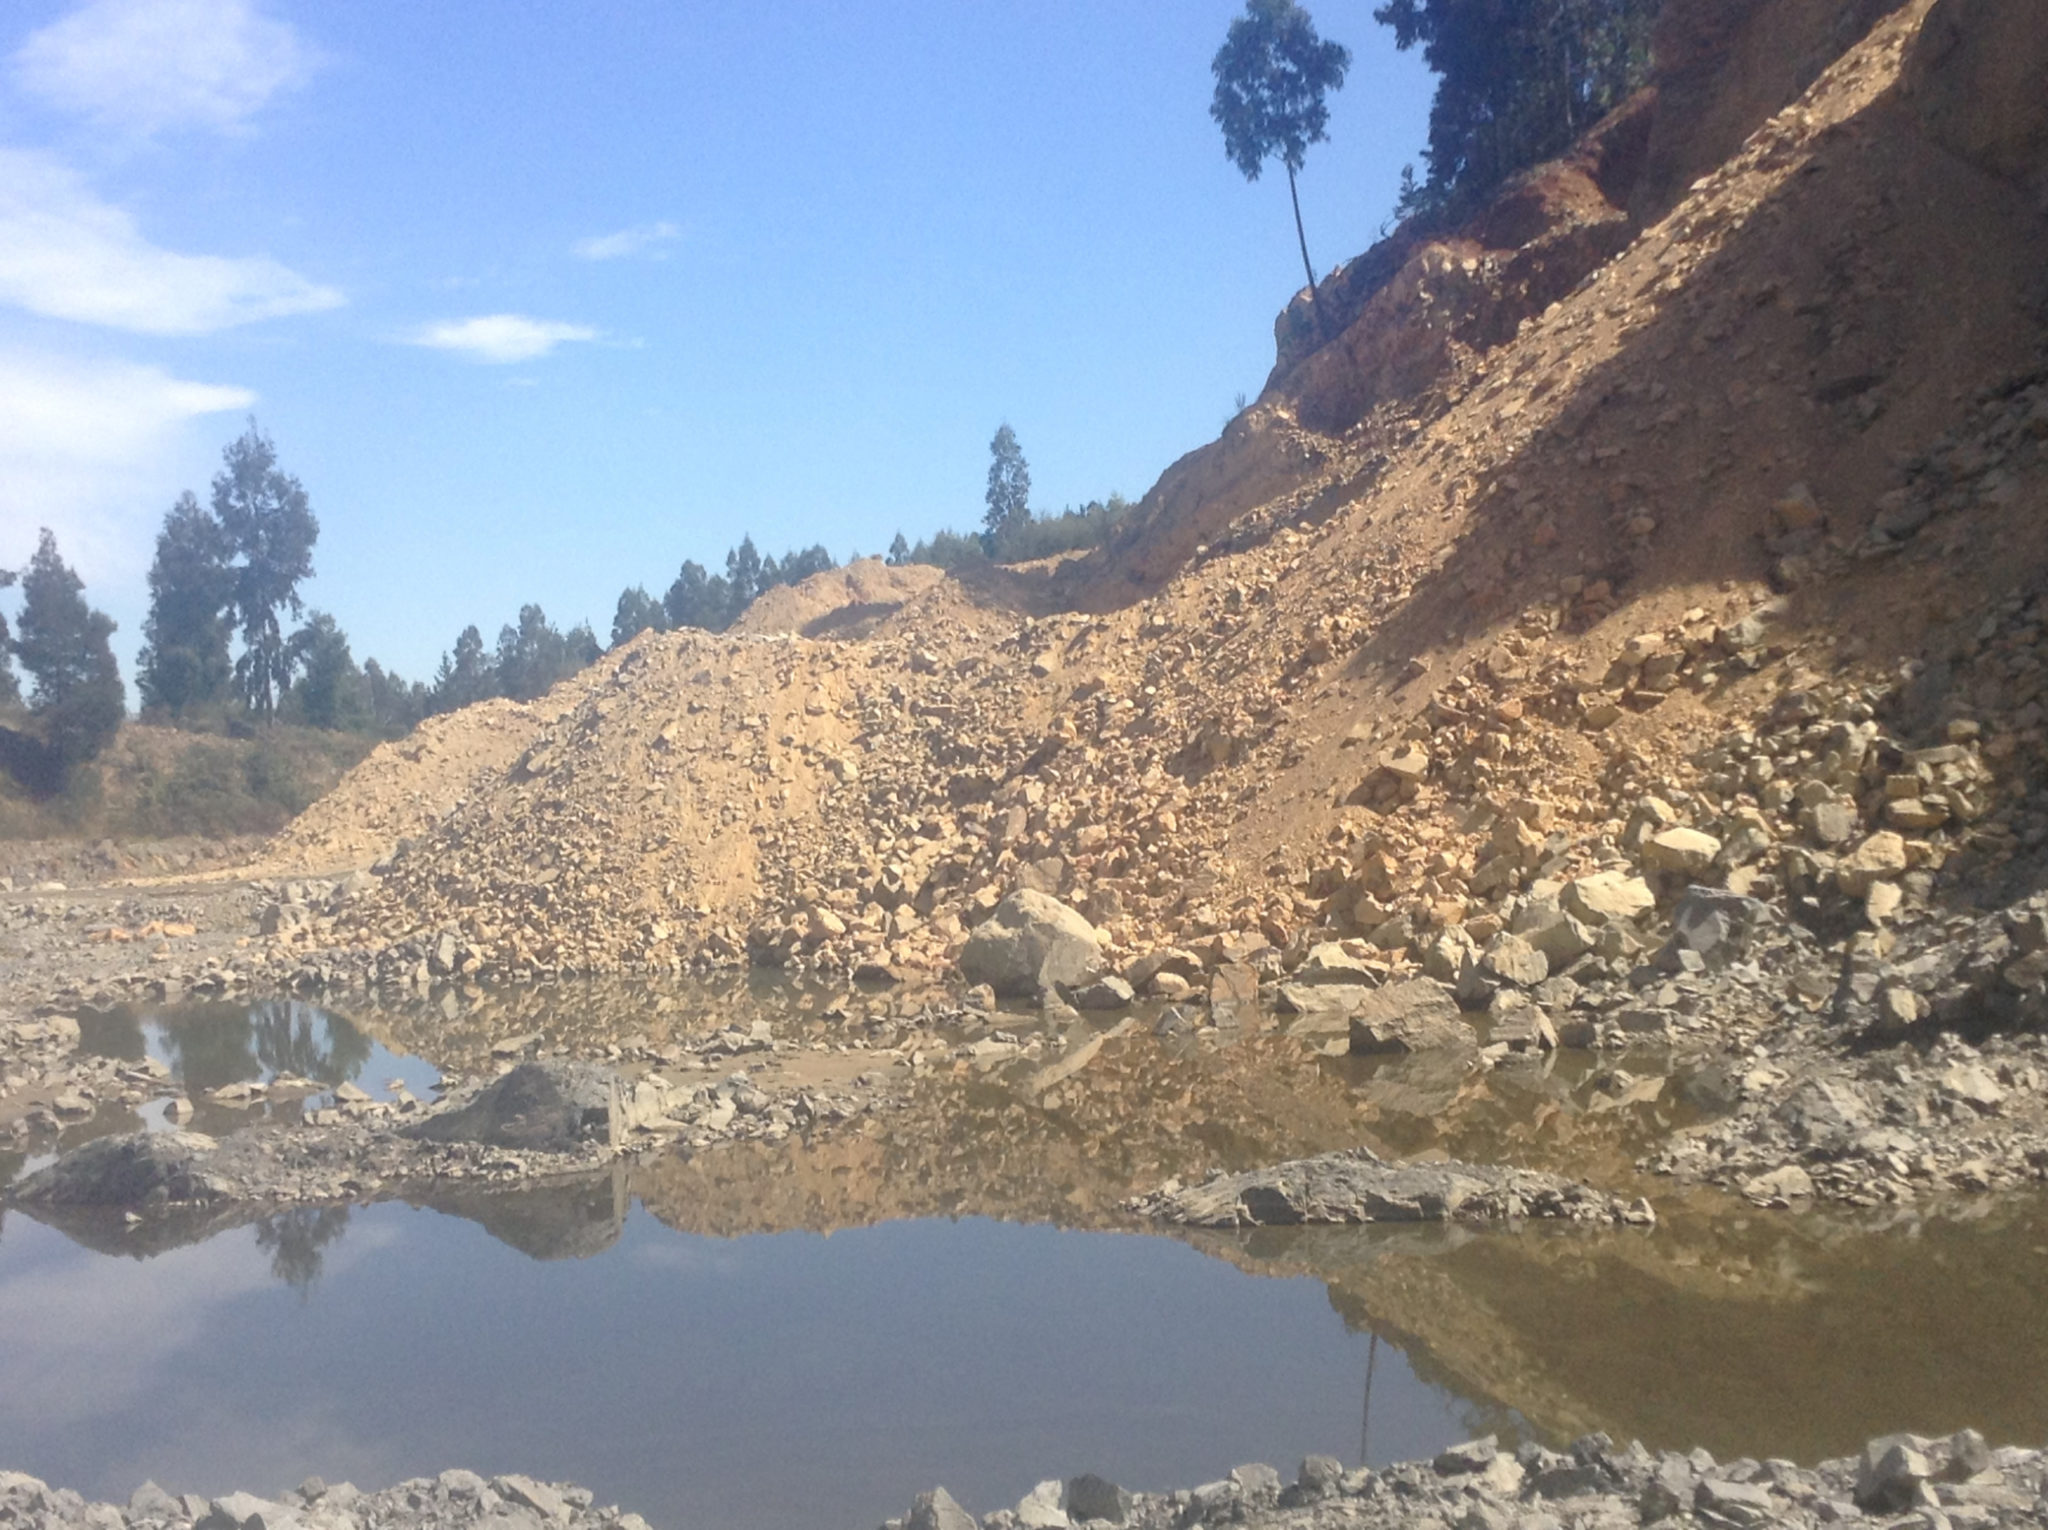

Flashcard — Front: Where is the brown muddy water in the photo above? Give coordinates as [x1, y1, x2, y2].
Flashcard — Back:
[3, 983, 2047, 1529]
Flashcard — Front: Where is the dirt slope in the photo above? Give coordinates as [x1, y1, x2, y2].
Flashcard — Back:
[289, 0, 2047, 988]
[255, 697, 571, 875]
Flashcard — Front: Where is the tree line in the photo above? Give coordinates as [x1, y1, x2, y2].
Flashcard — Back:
[0, 530, 125, 794]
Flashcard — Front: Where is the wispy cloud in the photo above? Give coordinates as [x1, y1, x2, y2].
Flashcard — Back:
[0, 148, 343, 335]
[0, 349, 254, 583]
[573, 220, 680, 261]
[14, 0, 317, 136]
[407, 314, 598, 364]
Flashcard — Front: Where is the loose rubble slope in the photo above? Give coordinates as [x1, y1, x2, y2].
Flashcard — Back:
[281, 0, 2048, 1019]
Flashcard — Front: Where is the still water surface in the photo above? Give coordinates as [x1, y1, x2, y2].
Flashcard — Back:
[3, 987, 2048, 1528]
[0, 1202, 1477, 1529]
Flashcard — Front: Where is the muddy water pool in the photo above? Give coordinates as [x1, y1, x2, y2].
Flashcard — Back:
[3, 985, 2048, 1527]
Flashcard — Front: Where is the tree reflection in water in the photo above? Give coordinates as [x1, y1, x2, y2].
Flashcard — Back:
[158, 1000, 375, 1095]
[254, 1206, 352, 1298]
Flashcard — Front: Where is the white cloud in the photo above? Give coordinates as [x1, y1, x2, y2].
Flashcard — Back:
[573, 220, 680, 261]
[407, 313, 598, 364]
[0, 148, 344, 335]
[14, 0, 316, 136]
[0, 349, 253, 584]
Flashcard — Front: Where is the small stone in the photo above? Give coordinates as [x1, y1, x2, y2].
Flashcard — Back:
[1865, 881, 1905, 923]
[1296, 1456, 1345, 1497]
[1014, 1481, 1068, 1529]
[1065, 1474, 1130, 1524]
[1561, 872, 1655, 926]
[1229, 1464, 1282, 1504]
[1070, 976, 1135, 1011]
[1858, 1437, 1935, 1511]
[907, 1486, 977, 1530]
[1480, 933, 1548, 987]
[1641, 827, 1722, 876]
[493, 1477, 569, 1523]
[1808, 799, 1859, 846]
[1436, 1436, 1499, 1474]
[1837, 832, 1909, 897]
[1941, 1064, 2006, 1112]
[1743, 1164, 1814, 1203]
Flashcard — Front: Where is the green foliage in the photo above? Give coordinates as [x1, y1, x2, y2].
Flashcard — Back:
[610, 585, 669, 648]
[897, 494, 1132, 571]
[983, 424, 1032, 538]
[363, 660, 428, 736]
[886, 533, 911, 567]
[212, 420, 319, 721]
[1211, 0, 1352, 183]
[6, 529, 126, 793]
[1211, 0, 1350, 316]
[495, 605, 599, 702]
[988, 494, 1133, 563]
[660, 539, 841, 634]
[137, 490, 236, 718]
[0, 568, 18, 711]
[283, 611, 370, 731]
[1375, 0, 1657, 213]
[431, 624, 496, 714]
[900, 528, 991, 571]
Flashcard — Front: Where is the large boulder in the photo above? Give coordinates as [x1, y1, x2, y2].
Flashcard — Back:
[1347, 978, 1474, 1055]
[11, 1130, 225, 1207]
[405, 1061, 624, 1154]
[959, 891, 1105, 998]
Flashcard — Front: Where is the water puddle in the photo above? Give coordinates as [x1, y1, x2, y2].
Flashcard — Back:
[4, 982, 2048, 1526]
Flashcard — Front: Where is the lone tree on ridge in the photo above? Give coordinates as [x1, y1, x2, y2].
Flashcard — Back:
[1210, 0, 1351, 337]
[983, 424, 1031, 544]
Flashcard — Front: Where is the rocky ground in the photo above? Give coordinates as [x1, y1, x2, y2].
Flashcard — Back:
[891, 1430, 2048, 1530]
[0, 1469, 645, 1530]
[11, 1429, 2039, 1530]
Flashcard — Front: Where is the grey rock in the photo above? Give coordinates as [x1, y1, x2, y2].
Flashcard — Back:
[1436, 1436, 1499, 1474]
[494, 1477, 569, 1523]
[129, 1482, 182, 1520]
[1228, 1464, 1281, 1505]
[1858, 1435, 1936, 1510]
[405, 1062, 625, 1153]
[1294, 942, 1382, 985]
[1346, 979, 1473, 1055]
[12, 1130, 225, 1207]
[1695, 1477, 1778, 1524]
[197, 1492, 295, 1530]
[960, 892, 1104, 998]
[1295, 1456, 1344, 1497]
[1012, 1480, 1068, 1529]
[1064, 1474, 1129, 1524]
[1480, 933, 1548, 987]
[1658, 887, 1773, 970]
[908, 1486, 977, 1530]
[1068, 976, 1134, 1011]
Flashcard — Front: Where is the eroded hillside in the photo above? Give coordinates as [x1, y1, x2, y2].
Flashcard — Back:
[266, 0, 2046, 997]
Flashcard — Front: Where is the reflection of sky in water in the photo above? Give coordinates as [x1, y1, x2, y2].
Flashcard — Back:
[0, 1207, 1481, 1530]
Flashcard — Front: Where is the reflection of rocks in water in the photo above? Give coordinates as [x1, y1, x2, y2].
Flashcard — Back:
[16, 1197, 264, 1260]
[345, 973, 888, 1078]
[420, 1163, 629, 1261]
[255, 1205, 351, 1294]
[1183, 1197, 2048, 1465]
[20, 1167, 629, 1268]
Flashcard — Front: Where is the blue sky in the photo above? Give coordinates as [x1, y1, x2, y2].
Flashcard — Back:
[0, 0, 1433, 685]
